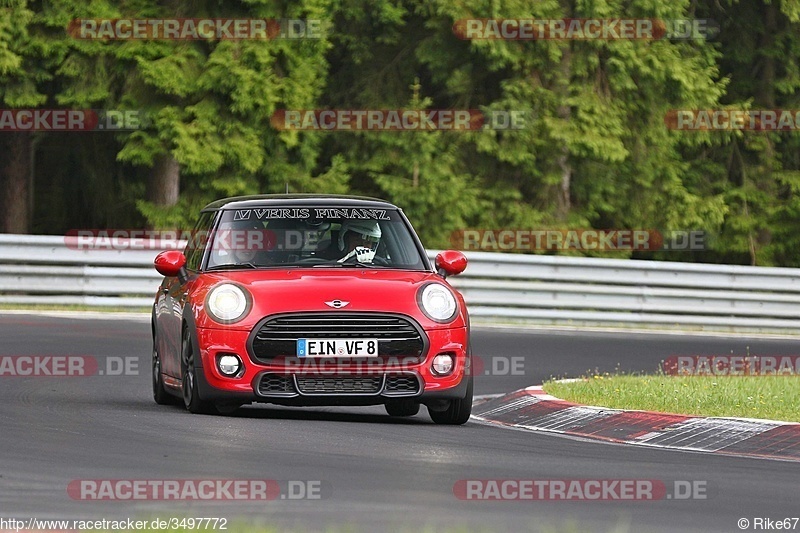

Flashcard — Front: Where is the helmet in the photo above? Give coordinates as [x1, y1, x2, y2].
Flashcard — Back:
[338, 219, 382, 251]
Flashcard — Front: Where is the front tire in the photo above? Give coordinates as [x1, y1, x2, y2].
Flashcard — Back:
[181, 329, 216, 415]
[152, 342, 175, 405]
[428, 375, 473, 425]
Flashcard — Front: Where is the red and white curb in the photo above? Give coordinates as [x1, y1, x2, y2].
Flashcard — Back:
[471, 386, 800, 462]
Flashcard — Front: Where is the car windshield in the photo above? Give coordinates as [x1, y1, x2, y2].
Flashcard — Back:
[204, 206, 427, 270]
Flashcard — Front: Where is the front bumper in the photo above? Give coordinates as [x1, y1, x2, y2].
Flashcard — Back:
[193, 323, 470, 406]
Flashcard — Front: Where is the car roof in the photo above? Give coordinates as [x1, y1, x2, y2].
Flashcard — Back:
[202, 194, 399, 211]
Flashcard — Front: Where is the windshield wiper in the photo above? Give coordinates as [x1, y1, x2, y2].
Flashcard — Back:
[206, 262, 259, 271]
[332, 261, 384, 268]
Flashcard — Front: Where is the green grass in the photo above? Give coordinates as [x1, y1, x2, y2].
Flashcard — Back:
[544, 374, 800, 422]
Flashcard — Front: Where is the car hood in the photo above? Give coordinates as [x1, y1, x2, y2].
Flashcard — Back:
[190, 268, 466, 331]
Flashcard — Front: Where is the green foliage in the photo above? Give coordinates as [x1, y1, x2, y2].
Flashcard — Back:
[4, 0, 800, 265]
[136, 195, 209, 230]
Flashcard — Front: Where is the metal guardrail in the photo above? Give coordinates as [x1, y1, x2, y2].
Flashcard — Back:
[0, 235, 163, 308]
[1, 234, 799, 331]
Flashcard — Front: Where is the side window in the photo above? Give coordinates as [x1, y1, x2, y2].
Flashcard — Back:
[184, 211, 215, 271]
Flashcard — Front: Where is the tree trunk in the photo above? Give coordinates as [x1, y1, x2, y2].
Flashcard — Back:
[555, 45, 572, 220]
[0, 132, 32, 234]
[756, 3, 777, 108]
[147, 153, 180, 206]
[556, 147, 571, 219]
[744, 1, 778, 266]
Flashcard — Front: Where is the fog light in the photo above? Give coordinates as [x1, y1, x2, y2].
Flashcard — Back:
[218, 354, 242, 377]
[431, 354, 454, 376]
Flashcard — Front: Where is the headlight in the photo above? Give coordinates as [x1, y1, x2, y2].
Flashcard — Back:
[418, 283, 458, 323]
[206, 283, 250, 323]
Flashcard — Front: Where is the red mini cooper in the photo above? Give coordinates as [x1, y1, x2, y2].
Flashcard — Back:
[151, 195, 472, 424]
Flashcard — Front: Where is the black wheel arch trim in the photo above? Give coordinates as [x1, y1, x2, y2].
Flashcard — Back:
[182, 306, 204, 369]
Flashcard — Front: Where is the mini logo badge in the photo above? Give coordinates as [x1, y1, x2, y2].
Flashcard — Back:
[325, 300, 349, 309]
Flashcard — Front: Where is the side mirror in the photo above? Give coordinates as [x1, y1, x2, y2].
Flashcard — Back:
[435, 250, 467, 278]
[154, 251, 189, 284]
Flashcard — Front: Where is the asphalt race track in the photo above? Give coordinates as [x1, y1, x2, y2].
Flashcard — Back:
[1, 313, 799, 532]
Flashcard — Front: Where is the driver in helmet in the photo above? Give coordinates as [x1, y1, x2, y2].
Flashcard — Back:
[337, 219, 382, 264]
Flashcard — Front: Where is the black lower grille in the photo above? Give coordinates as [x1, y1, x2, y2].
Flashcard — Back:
[257, 374, 296, 395]
[295, 375, 383, 394]
[256, 372, 421, 397]
[251, 313, 426, 362]
[385, 374, 421, 394]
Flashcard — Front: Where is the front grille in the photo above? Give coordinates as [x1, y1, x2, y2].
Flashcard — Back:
[250, 313, 426, 362]
[385, 374, 421, 395]
[257, 374, 296, 395]
[295, 375, 383, 394]
[255, 372, 421, 397]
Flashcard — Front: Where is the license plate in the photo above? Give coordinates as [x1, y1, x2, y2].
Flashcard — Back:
[297, 338, 379, 357]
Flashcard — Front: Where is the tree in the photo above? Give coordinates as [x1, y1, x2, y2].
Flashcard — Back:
[0, 1, 41, 233]
[692, 0, 800, 265]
